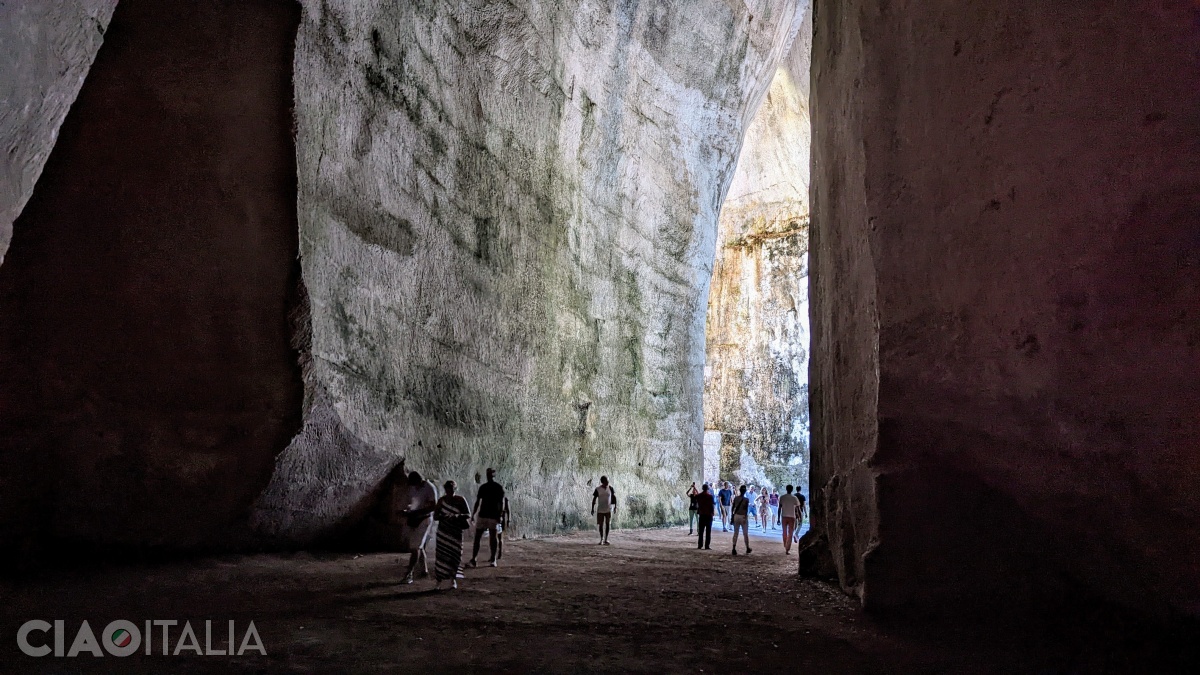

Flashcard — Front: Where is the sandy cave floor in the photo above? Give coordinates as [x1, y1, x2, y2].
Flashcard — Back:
[0, 527, 1163, 673]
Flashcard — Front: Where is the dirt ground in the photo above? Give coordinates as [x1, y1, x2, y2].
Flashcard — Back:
[0, 526, 1164, 673]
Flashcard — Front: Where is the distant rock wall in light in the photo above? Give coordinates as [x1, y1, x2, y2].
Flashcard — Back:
[704, 11, 811, 492]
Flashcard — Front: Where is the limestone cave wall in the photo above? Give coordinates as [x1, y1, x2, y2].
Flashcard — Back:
[0, 0, 807, 552]
[249, 0, 805, 541]
[704, 12, 811, 491]
[0, 0, 117, 264]
[808, 0, 1200, 620]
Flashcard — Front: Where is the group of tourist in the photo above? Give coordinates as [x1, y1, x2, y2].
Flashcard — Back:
[688, 481, 807, 555]
[392, 466, 509, 590]
[387, 462, 805, 591]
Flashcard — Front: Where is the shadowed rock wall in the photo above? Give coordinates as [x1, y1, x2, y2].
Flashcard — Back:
[0, 0, 304, 552]
[808, 0, 1200, 619]
[704, 12, 812, 490]
[252, 0, 805, 541]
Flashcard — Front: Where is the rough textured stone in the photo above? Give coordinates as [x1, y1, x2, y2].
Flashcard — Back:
[808, 0, 1200, 619]
[252, 0, 805, 541]
[0, 0, 117, 265]
[0, 0, 304, 552]
[704, 9, 811, 490]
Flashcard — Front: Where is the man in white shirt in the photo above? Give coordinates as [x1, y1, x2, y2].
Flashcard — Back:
[590, 475, 617, 545]
[396, 470, 438, 583]
[777, 484, 802, 554]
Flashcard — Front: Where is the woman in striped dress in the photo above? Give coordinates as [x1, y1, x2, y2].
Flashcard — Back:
[433, 480, 472, 589]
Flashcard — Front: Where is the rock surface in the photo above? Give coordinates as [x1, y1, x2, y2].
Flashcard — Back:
[0, 0, 807, 552]
[251, 0, 805, 541]
[0, 0, 117, 265]
[807, 0, 1200, 619]
[704, 11, 811, 491]
[0, 0, 304, 551]
[9, 0, 1194, 634]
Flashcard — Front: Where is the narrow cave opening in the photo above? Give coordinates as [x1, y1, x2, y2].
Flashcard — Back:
[702, 14, 813, 529]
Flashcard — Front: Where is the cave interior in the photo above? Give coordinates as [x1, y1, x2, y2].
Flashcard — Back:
[1, 0, 1198, 669]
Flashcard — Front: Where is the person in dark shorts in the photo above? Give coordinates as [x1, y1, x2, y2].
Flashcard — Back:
[469, 468, 505, 567]
[591, 476, 617, 545]
[730, 485, 752, 555]
[695, 483, 716, 550]
[717, 481, 733, 531]
[686, 482, 699, 535]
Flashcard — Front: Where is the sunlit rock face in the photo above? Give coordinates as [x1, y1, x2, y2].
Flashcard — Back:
[253, 0, 805, 541]
[0, 0, 117, 264]
[703, 13, 811, 492]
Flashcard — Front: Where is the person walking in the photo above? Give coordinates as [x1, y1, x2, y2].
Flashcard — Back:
[730, 485, 752, 555]
[469, 467, 505, 568]
[746, 485, 759, 530]
[769, 489, 781, 529]
[397, 470, 438, 584]
[794, 492, 808, 543]
[717, 481, 733, 531]
[433, 480, 471, 589]
[778, 485, 801, 554]
[591, 476, 617, 545]
[695, 483, 716, 550]
[758, 488, 771, 530]
[495, 496, 511, 562]
[686, 482, 700, 535]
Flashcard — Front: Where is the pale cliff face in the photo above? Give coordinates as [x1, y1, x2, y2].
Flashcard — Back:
[252, 0, 806, 540]
[0, 0, 118, 265]
[704, 13, 811, 492]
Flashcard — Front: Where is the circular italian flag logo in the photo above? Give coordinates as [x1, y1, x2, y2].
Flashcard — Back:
[110, 628, 132, 648]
